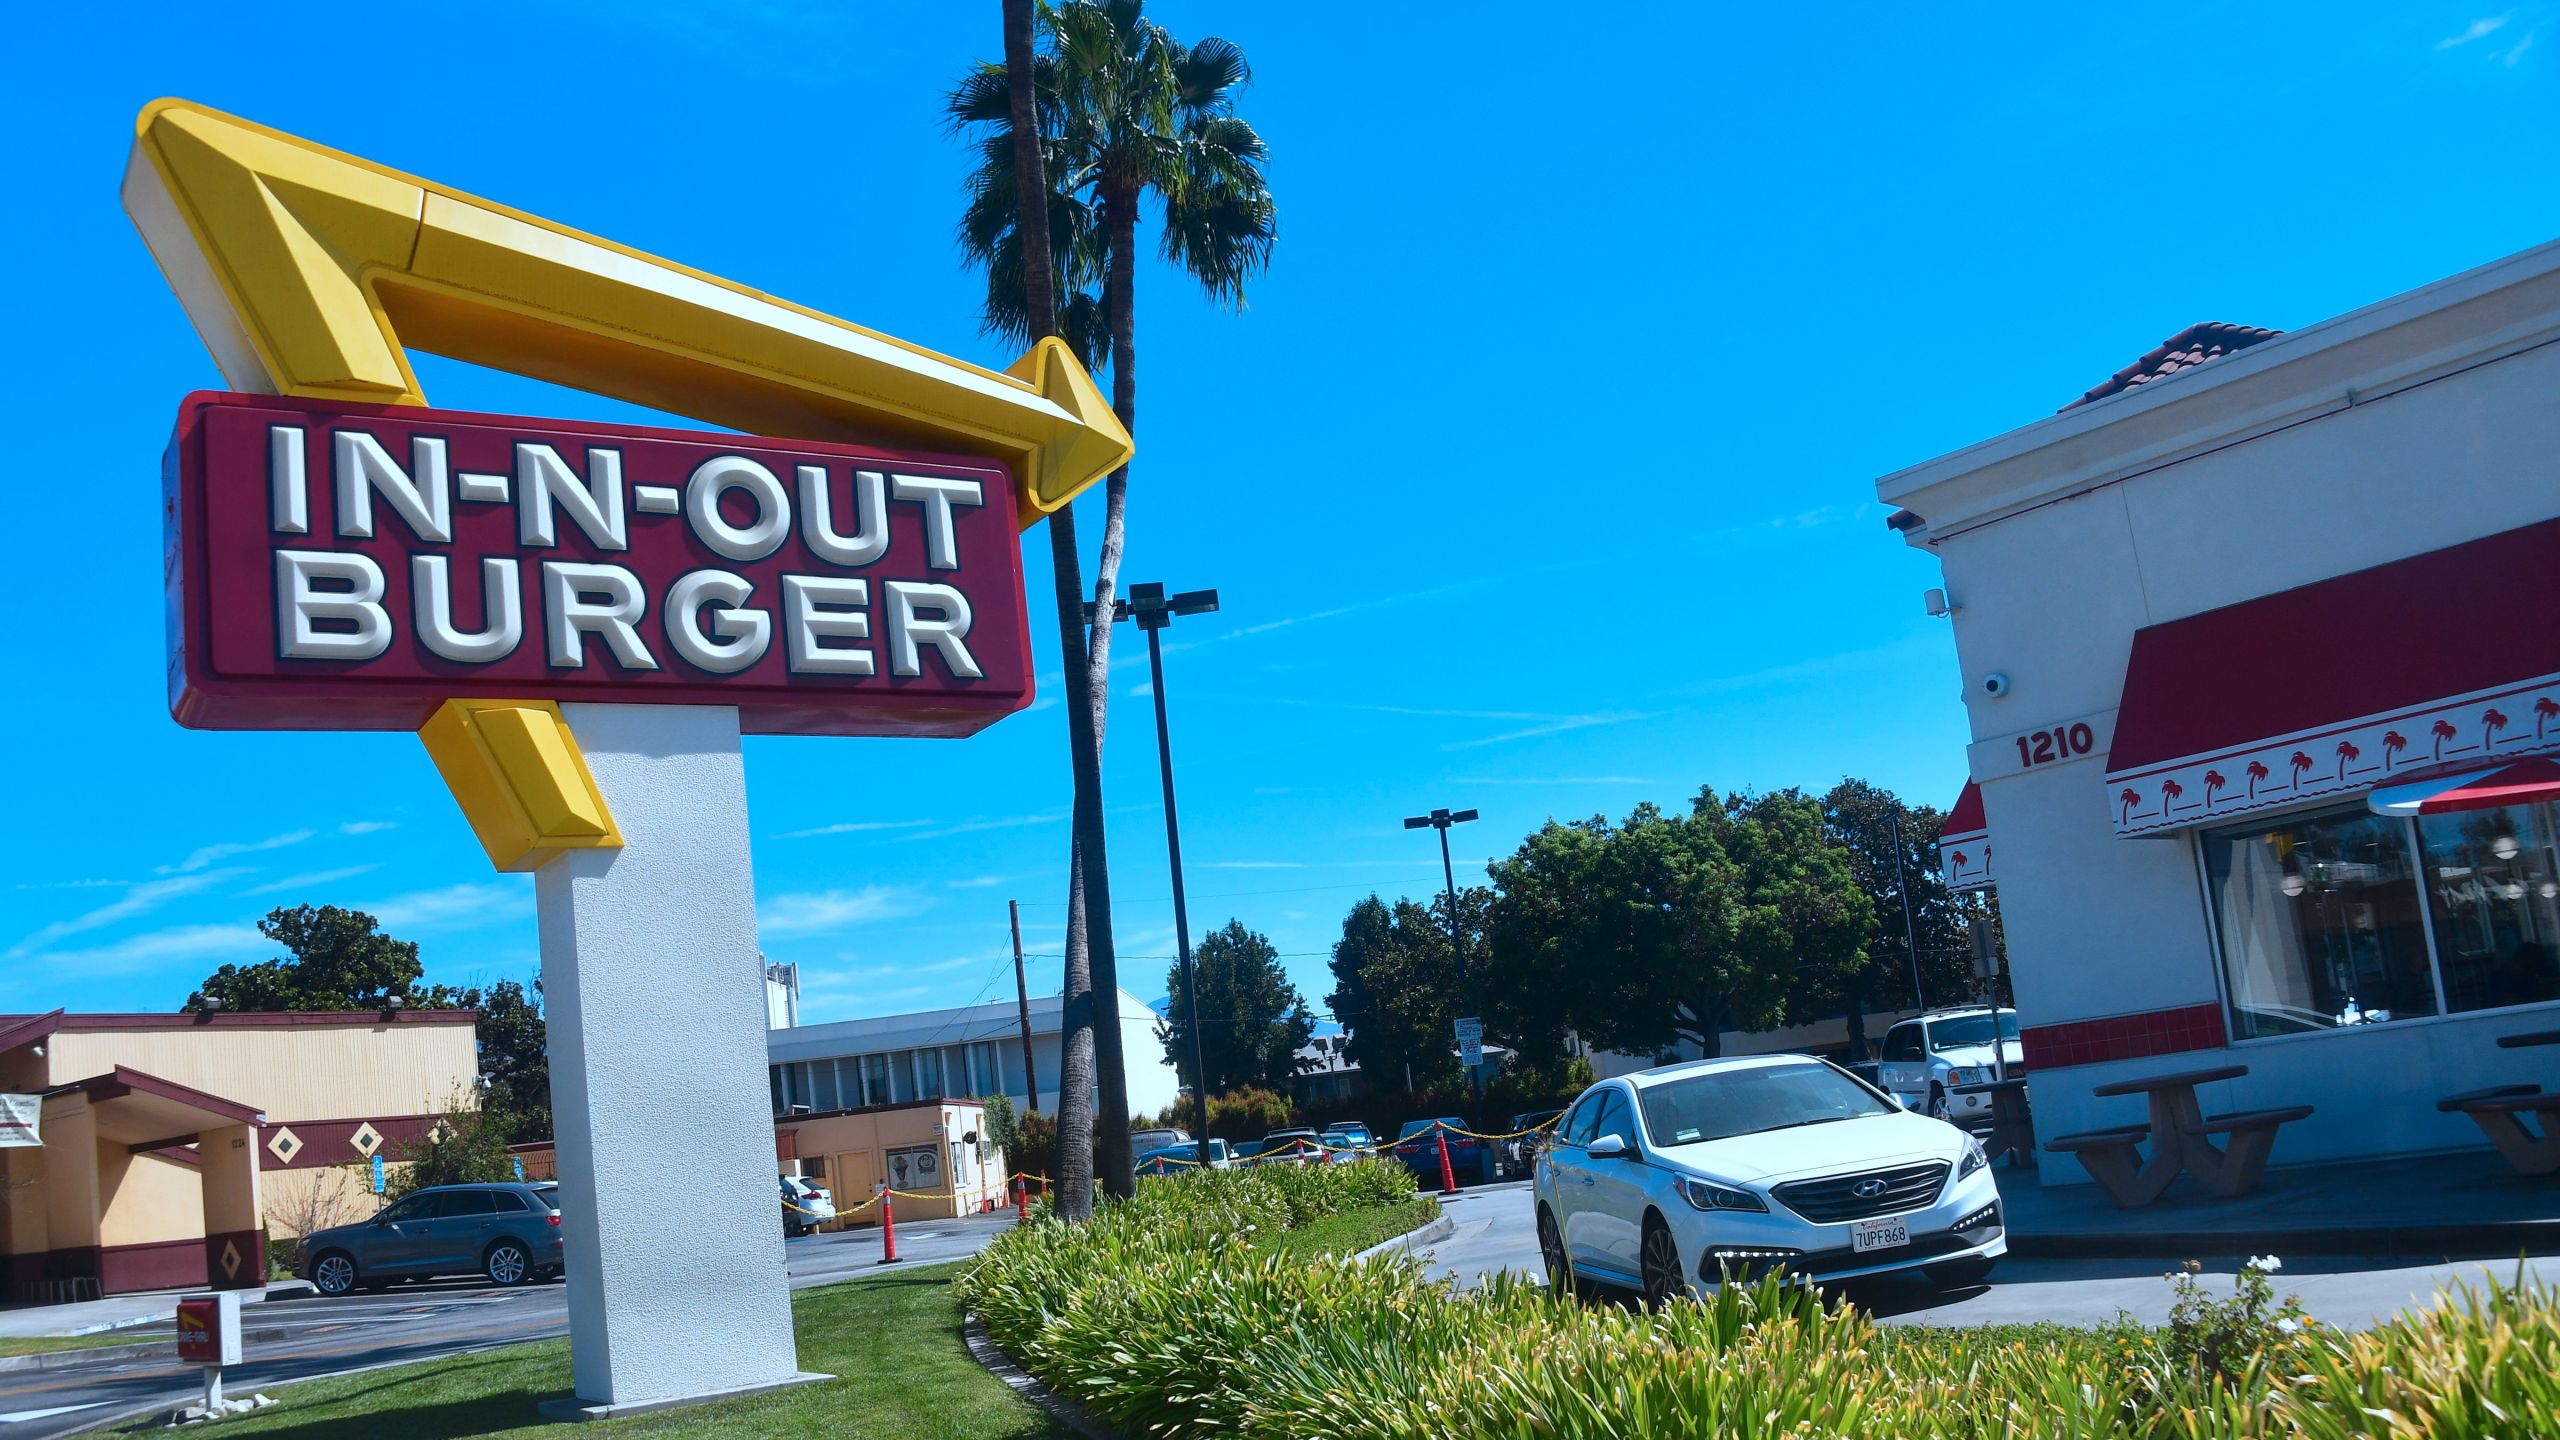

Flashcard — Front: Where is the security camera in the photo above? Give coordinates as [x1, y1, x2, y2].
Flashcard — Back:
[1981, 672, 2012, 698]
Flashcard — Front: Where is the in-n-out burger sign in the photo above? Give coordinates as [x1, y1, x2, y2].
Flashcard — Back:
[165, 393, 1033, 736]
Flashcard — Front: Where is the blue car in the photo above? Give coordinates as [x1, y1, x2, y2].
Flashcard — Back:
[297, 1182, 564, 1295]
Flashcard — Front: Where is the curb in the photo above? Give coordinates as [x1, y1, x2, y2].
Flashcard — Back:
[0, 1323, 299, 1373]
[962, 1315, 1117, 1440]
[2009, 1222, 2560, 1262]
[1352, 1211, 1455, 1264]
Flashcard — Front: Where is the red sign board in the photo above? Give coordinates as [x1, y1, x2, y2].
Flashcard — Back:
[163, 393, 1035, 736]
[174, 1296, 220, 1365]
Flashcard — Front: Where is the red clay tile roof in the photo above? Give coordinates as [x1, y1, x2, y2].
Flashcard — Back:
[2063, 322, 2282, 411]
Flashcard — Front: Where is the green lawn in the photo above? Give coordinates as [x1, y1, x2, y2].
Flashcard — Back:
[140, 1262, 1068, 1439]
[0, 1330, 169, 1358]
[1259, 1198, 1439, 1263]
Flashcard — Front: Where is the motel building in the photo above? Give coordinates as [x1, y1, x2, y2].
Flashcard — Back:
[0, 1009, 478, 1301]
[1876, 237, 2560, 1181]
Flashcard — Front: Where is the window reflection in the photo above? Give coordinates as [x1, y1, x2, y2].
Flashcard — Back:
[2205, 806, 2440, 1040]
[2424, 801, 2560, 1013]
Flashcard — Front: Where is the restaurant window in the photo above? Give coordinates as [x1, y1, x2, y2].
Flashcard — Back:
[915, 1048, 943, 1099]
[2422, 800, 2560, 1014]
[862, 1053, 892, 1107]
[2205, 804, 2440, 1040]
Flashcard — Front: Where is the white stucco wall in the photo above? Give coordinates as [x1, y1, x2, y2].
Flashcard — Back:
[1876, 239, 2560, 1172]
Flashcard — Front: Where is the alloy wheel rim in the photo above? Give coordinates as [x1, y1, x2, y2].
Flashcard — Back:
[1539, 1215, 1566, 1282]
[491, 1247, 525, 1283]
[1643, 1229, 1676, 1303]
[318, 1256, 352, 1293]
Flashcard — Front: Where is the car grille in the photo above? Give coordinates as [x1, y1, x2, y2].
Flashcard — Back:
[1771, 1160, 1951, 1223]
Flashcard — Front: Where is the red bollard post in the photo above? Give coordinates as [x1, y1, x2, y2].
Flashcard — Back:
[1015, 1178, 1030, 1225]
[1436, 1126, 1459, 1196]
[877, 1187, 900, 1265]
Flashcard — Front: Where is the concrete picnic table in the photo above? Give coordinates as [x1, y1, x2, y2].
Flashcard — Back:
[2043, 1063, 2312, 1208]
[1947, 1076, 2034, 1165]
[2439, 1029, 2560, 1175]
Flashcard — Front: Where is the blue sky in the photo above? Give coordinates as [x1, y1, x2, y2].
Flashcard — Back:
[3, 3, 2553, 1028]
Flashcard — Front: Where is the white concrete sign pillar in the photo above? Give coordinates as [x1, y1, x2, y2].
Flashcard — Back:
[538, 703, 812, 1413]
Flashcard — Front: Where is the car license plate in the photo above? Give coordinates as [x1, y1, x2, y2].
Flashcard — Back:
[1852, 1217, 1910, 1254]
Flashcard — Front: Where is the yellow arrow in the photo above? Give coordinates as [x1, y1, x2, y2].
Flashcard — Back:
[120, 98, 1129, 522]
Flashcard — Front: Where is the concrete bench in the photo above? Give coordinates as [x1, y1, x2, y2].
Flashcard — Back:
[2451, 1092, 2560, 1176]
[2043, 1125, 2153, 1207]
[2177, 1106, 2314, 1196]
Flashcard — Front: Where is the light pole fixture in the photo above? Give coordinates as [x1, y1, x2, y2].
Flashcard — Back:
[1091, 582, 1220, 1171]
[1403, 806, 1481, 1104]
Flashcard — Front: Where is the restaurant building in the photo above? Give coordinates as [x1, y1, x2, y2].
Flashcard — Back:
[1876, 239, 2560, 1178]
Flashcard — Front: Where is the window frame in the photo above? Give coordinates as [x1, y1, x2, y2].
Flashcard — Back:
[2197, 796, 2560, 1051]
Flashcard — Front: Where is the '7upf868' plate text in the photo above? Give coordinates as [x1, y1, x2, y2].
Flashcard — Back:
[163, 393, 1034, 737]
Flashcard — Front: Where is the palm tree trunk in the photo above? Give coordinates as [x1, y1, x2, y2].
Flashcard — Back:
[1002, 0, 1104, 1222]
[1072, 175, 1144, 1202]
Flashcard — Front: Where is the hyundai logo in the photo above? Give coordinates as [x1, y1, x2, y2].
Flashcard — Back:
[1851, 1178, 1889, 1199]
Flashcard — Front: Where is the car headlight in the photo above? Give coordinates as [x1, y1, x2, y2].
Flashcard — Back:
[1946, 1066, 1980, 1087]
[1675, 1175, 1768, 1213]
[1956, 1135, 1988, 1180]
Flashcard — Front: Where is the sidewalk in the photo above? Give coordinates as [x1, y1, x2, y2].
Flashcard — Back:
[0, 1279, 313, 1340]
[2004, 1146, 2560, 1259]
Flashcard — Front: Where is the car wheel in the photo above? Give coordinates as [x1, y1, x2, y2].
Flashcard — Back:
[1536, 1205, 1573, 1295]
[1928, 1084, 1954, 1122]
[484, 1239, 533, 1287]
[1925, 1256, 1997, 1288]
[311, 1251, 357, 1298]
[1640, 1215, 1684, 1309]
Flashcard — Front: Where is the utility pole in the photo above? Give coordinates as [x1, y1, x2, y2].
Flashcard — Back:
[1009, 899, 1039, 1117]
[1403, 806, 1481, 1112]
[1090, 582, 1220, 1170]
[1888, 809, 1926, 1017]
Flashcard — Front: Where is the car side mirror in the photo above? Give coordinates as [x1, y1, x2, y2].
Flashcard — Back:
[1588, 1133, 1631, 1160]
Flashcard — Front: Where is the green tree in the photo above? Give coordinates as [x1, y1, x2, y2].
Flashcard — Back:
[1325, 896, 1463, 1093]
[1807, 778, 2004, 1058]
[1159, 920, 1314, 1095]
[1483, 793, 1874, 1060]
[186, 905, 549, 1142]
[384, 1093, 520, 1201]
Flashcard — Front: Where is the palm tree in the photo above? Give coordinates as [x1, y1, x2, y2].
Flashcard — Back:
[949, 1, 1274, 1204]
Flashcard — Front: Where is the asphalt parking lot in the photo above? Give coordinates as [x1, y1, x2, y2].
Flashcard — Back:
[1414, 1179, 2560, 1328]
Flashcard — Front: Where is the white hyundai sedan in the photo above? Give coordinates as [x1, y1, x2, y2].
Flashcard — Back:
[1534, 1055, 2004, 1305]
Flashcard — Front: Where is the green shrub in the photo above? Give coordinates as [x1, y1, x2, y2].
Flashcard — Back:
[963, 1184, 2560, 1440]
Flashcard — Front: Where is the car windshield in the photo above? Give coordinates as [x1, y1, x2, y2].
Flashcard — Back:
[1925, 1012, 2020, 1048]
[1636, 1061, 1898, 1146]
[1397, 1118, 1462, 1140]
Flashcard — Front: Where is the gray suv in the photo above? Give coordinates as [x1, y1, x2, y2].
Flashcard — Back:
[297, 1182, 564, 1296]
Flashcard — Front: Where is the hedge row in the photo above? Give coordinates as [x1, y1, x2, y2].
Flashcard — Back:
[959, 1163, 2560, 1439]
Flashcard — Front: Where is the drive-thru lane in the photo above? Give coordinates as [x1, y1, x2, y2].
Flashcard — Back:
[1414, 1179, 2560, 1328]
[0, 1211, 1018, 1438]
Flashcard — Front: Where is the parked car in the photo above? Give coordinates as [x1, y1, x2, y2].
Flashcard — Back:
[1321, 1121, 1376, 1157]
[1391, 1117, 1492, 1183]
[1252, 1128, 1340, 1166]
[1500, 1109, 1566, 1179]
[298, 1182, 566, 1296]
[1533, 1055, 2003, 1305]
[1877, 1007, 2023, 1128]
[781, 1174, 836, 1237]
[1136, 1139, 1233, 1175]
[1129, 1126, 1193, 1155]
[1841, 1059, 1886, 1091]
[1233, 1139, 1267, 1163]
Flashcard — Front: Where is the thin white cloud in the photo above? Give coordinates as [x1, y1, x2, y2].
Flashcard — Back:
[6, 869, 250, 959]
[1198, 861, 1306, 870]
[778, 818, 937, 840]
[1440, 711, 1662, 751]
[1129, 681, 1155, 699]
[945, 875, 1011, 889]
[2503, 26, 2539, 61]
[157, 830, 314, 875]
[245, 865, 383, 897]
[909, 811, 1069, 840]
[1453, 775, 1659, 786]
[760, 886, 929, 938]
[353, 882, 533, 932]
[2438, 12, 2511, 46]
[12, 922, 270, 978]
[339, 820, 398, 836]
[13, 878, 135, 891]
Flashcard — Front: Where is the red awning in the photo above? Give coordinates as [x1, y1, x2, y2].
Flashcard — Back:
[2369, 758, 2560, 817]
[2104, 518, 2560, 836]
[1938, 779, 1994, 891]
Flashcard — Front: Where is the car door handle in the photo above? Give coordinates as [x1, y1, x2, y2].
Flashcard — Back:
[1579, 1175, 1595, 1186]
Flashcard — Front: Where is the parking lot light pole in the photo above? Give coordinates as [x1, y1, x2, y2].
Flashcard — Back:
[1092, 582, 1221, 1170]
[1403, 806, 1481, 1110]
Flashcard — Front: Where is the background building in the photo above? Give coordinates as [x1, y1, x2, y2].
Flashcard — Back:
[1875, 238, 2560, 1177]
[765, 985, 1181, 1124]
[0, 1010, 478, 1300]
